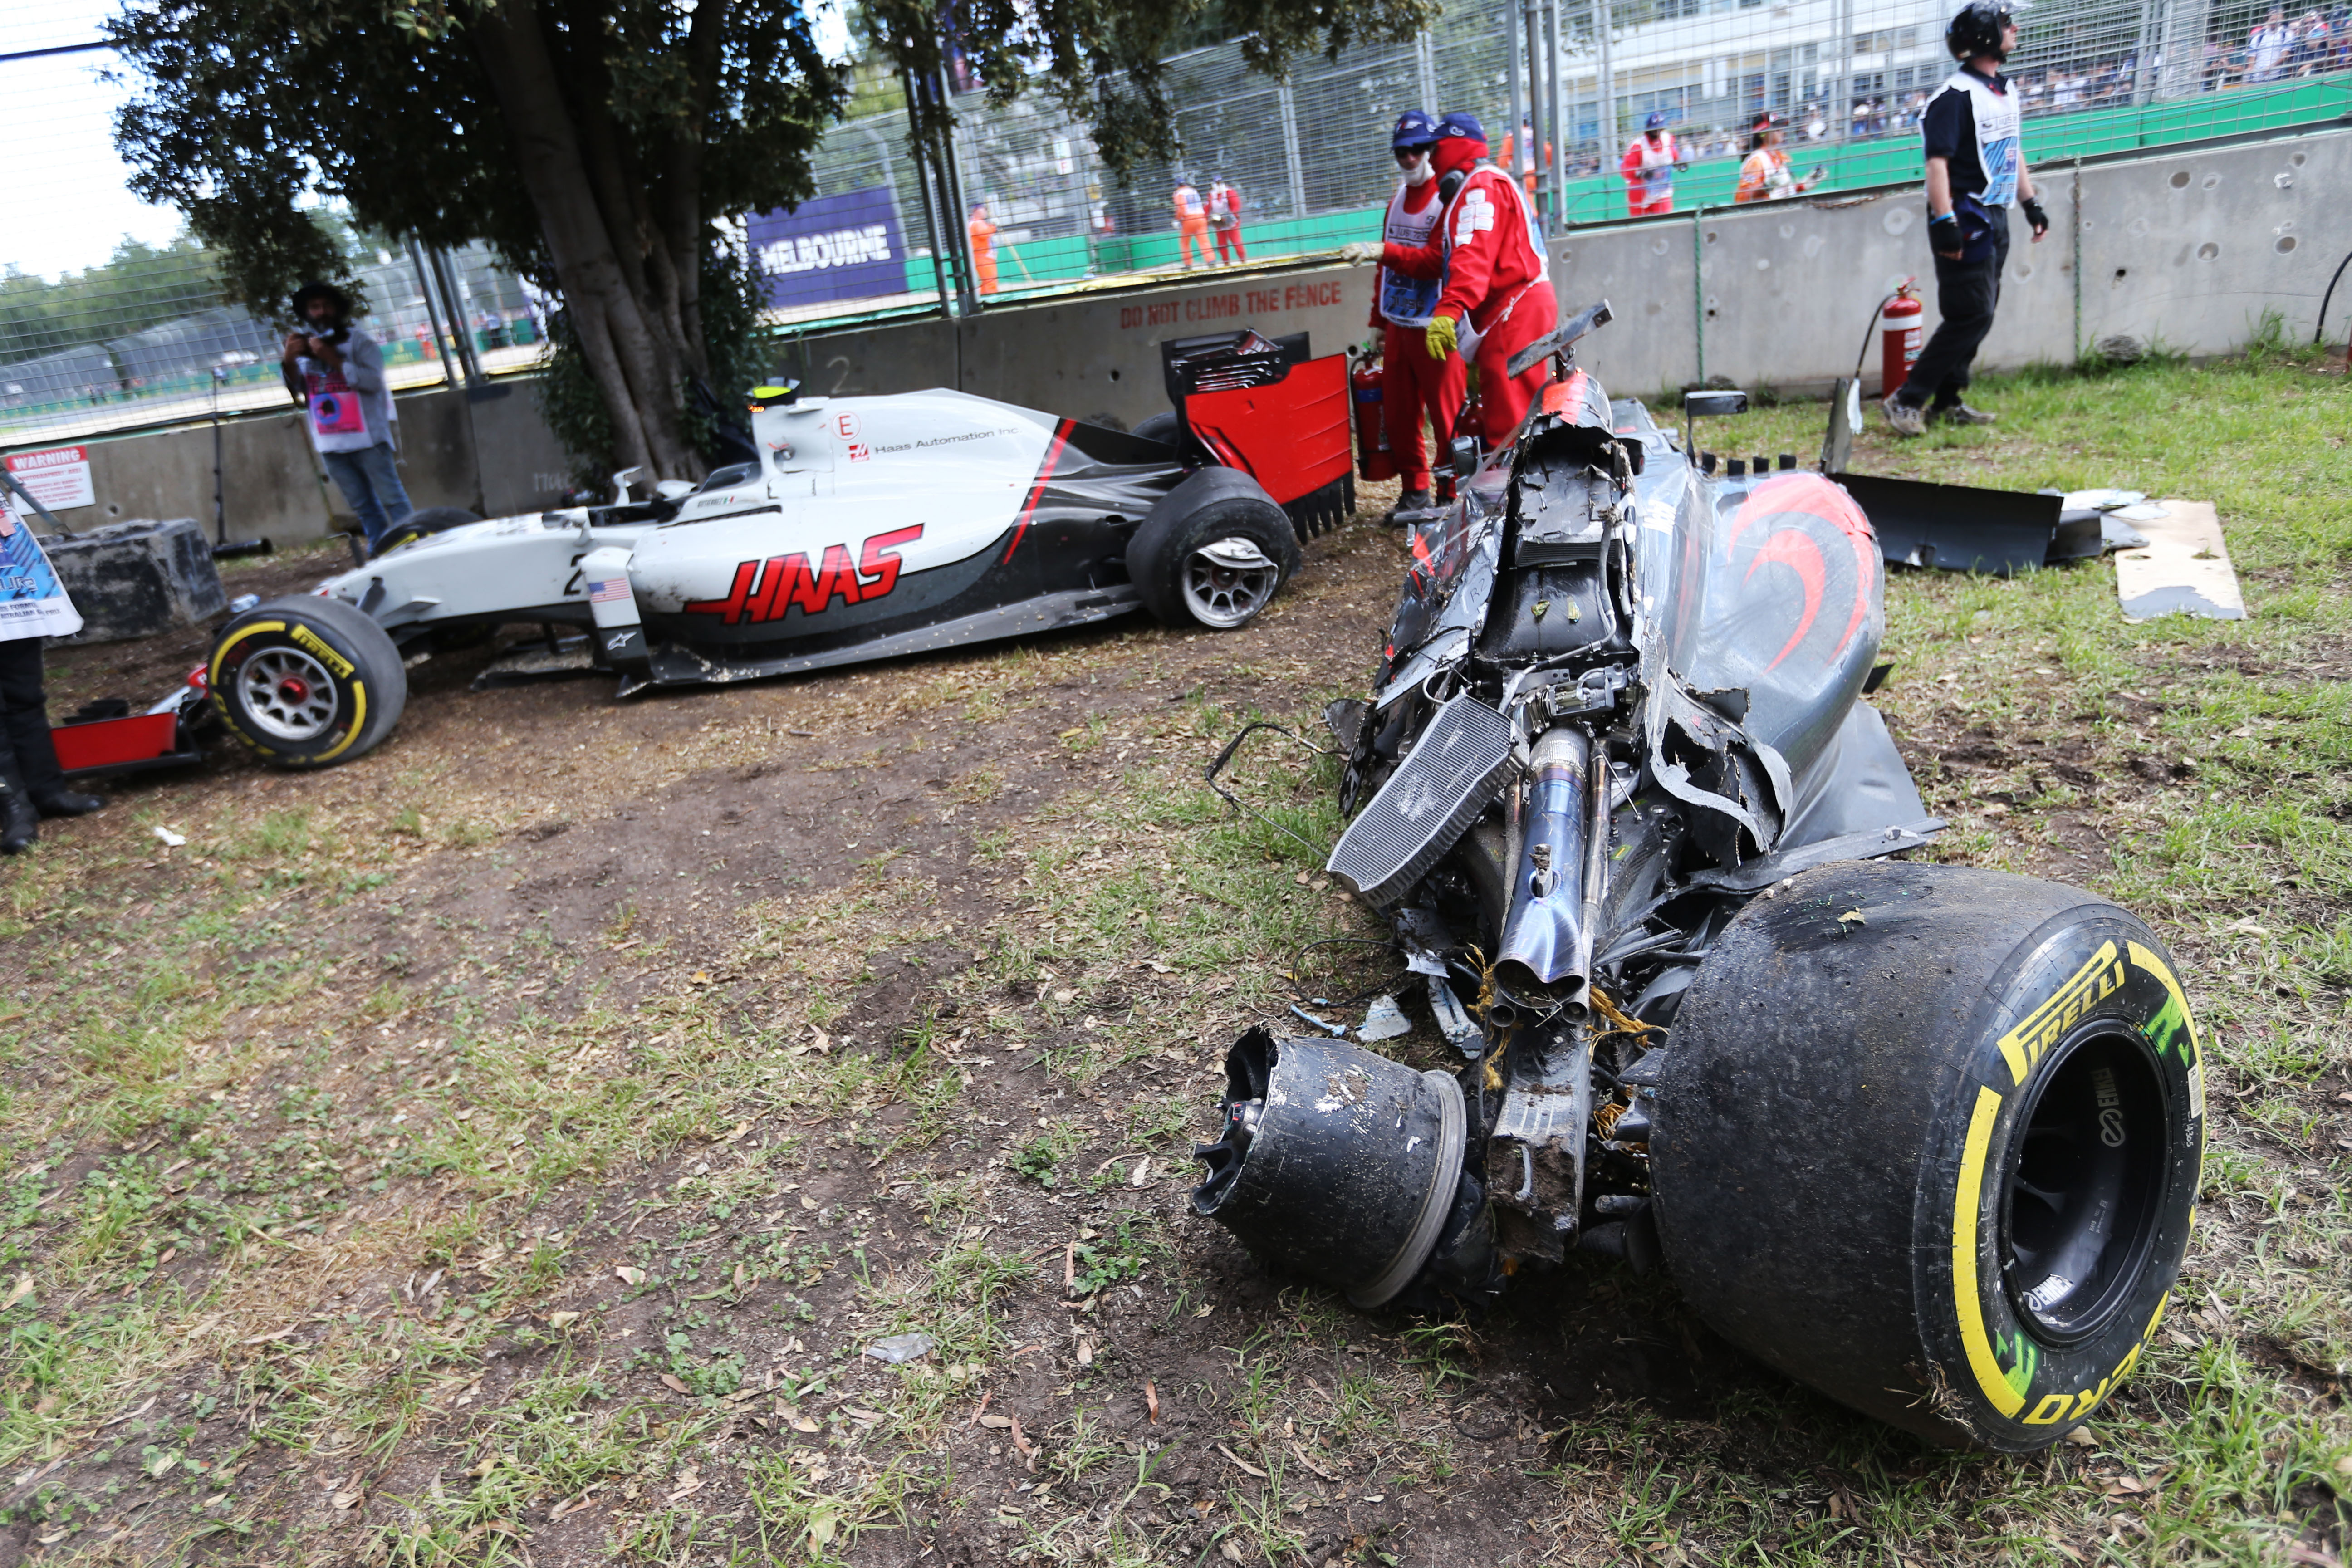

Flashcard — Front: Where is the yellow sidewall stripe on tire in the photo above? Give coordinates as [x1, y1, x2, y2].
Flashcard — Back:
[1954, 1083, 2025, 1418]
[1956, 942, 2200, 1430]
[209, 621, 285, 690]
[209, 617, 367, 764]
[313, 680, 367, 762]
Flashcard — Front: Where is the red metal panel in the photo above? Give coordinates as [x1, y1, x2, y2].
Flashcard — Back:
[1184, 353, 1352, 506]
[53, 712, 179, 774]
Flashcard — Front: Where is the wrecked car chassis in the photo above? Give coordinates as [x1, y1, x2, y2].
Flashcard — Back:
[1193, 305, 2205, 1452]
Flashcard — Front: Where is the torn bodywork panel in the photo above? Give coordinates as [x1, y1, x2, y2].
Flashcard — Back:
[1817, 377, 2139, 575]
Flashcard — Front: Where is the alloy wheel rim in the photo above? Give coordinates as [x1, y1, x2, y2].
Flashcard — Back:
[1180, 539, 1279, 629]
[238, 646, 340, 741]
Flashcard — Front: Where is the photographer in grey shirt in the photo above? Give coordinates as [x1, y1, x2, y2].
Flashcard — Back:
[282, 281, 412, 549]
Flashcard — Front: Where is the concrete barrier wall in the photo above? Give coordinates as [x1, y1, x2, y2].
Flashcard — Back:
[45, 381, 577, 549]
[34, 126, 2345, 549]
[786, 124, 2352, 414]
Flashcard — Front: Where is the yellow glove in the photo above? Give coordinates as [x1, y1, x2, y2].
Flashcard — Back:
[1337, 241, 1382, 266]
[1426, 313, 1459, 362]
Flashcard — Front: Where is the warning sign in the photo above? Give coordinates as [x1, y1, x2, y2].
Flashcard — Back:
[4, 446, 95, 511]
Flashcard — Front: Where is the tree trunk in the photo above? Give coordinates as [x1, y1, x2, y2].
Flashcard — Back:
[470, 0, 704, 479]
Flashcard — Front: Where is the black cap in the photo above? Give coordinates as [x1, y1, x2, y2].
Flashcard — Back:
[290, 280, 353, 321]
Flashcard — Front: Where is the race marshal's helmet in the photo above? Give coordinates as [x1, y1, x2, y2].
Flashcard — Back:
[1645, 110, 1670, 131]
[1435, 110, 1487, 145]
[1946, 0, 2022, 60]
[1392, 109, 1439, 150]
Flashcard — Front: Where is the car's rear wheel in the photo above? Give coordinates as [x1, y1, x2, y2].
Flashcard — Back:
[1649, 859, 2203, 1451]
[1131, 411, 1182, 447]
[1126, 470, 1299, 632]
[209, 596, 408, 769]
[373, 505, 481, 556]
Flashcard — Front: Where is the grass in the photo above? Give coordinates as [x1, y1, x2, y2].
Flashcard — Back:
[0, 344, 2345, 1564]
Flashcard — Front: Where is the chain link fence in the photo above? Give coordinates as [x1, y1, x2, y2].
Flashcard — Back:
[0, 237, 544, 447]
[765, 0, 2345, 321]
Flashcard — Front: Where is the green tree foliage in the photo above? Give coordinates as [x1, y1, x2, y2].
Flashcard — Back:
[109, 0, 846, 479]
[861, 0, 1437, 175]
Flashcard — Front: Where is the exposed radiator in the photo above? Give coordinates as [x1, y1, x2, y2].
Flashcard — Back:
[1326, 696, 1516, 908]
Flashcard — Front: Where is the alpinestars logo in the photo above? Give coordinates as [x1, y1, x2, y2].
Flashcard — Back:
[686, 524, 923, 626]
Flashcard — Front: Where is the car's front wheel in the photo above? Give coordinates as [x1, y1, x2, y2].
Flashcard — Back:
[1650, 860, 2203, 1451]
[208, 595, 408, 769]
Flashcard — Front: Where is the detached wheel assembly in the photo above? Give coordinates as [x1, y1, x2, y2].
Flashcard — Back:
[209, 595, 407, 769]
[1650, 860, 2203, 1450]
[1192, 1027, 1480, 1308]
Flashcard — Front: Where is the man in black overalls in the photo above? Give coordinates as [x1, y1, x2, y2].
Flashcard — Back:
[1884, 0, 2051, 436]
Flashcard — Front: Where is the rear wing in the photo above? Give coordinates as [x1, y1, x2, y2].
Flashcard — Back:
[1160, 329, 1350, 512]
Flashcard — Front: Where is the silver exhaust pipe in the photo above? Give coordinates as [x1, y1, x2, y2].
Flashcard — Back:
[1495, 725, 1595, 1006]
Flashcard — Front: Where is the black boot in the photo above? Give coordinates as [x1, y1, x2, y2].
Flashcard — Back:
[2, 664, 97, 819]
[34, 789, 103, 817]
[0, 789, 35, 855]
[1389, 487, 1433, 522]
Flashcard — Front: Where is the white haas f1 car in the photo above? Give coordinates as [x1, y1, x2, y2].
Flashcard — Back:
[175, 331, 1351, 769]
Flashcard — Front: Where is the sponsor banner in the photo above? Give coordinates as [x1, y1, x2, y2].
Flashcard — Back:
[5, 445, 95, 511]
[748, 188, 907, 309]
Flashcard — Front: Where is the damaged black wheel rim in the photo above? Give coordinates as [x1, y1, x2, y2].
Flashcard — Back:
[1997, 1024, 2171, 1348]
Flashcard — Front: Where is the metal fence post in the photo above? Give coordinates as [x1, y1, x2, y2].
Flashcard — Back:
[1548, 0, 1569, 226]
[1417, 31, 1438, 113]
[1832, 0, 1854, 142]
[1595, 0, 1615, 155]
[1278, 81, 1308, 220]
[1692, 209, 1705, 389]
[2131, 0, 2159, 104]
[936, 70, 981, 316]
[1522, 0, 1548, 228]
[428, 247, 485, 386]
[406, 239, 461, 388]
[2155, 0, 2211, 100]
[902, 72, 956, 317]
[1506, 3, 1525, 185]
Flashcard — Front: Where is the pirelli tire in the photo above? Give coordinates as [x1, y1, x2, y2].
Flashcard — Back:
[208, 595, 408, 769]
[1126, 467, 1300, 632]
[1650, 860, 2203, 1452]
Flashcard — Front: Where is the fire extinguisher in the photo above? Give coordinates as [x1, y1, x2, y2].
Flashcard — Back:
[1880, 280, 1923, 397]
[1352, 350, 1396, 483]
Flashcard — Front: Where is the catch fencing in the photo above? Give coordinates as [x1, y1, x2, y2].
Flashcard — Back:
[0, 234, 544, 449]
[774, 0, 2347, 320]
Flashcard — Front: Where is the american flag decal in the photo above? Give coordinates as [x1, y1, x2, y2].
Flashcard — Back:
[588, 578, 632, 604]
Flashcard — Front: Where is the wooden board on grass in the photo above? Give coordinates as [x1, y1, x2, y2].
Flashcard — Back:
[2113, 500, 2246, 622]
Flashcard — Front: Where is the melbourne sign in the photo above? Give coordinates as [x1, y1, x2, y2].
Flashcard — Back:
[748, 187, 907, 309]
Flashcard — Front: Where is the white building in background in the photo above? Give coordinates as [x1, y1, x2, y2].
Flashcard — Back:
[1546, 0, 1964, 149]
